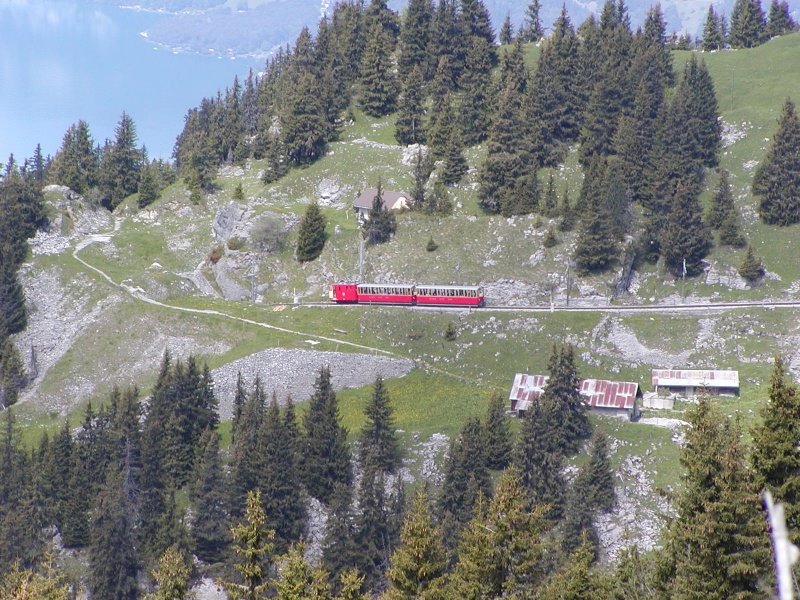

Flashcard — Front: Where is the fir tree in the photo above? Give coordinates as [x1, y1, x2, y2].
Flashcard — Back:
[458, 37, 496, 145]
[702, 5, 726, 51]
[540, 344, 590, 454]
[499, 14, 514, 45]
[223, 490, 276, 600]
[363, 184, 397, 245]
[577, 429, 615, 513]
[441, 125, 468, 186]
[521, 0, 544, 42]
[296, 201, 327, 262]
[273, 544, 332, 600]
[738, 244, 766, 283]
[385, 489, 448, 598]
[482, 392, 513, 470]
[718, 208, 747, 247]
[360, 24, 398, 117]
[51, 120, 98, 194]
[661, 183, 712, 278]
[0, 261, 27, 340]
[100, 112, 144, 210]
[137, 163, 159, 209]
[190, 429, 229, 564]
[572, 202, 619, 274]
[354, 455, 393, 589]
[540, 173, 559, 217]
[766, 0, 798, 36]
[322, 483, 362, 586]
[751, 355, 800, 543]
[537, 536, 605, 599]
[145, 545, 191, 600]
[303, 367, 352, 504]
[753, 98, 800, 225]
[0, 339, 25, 408]
[359, 376, 401, 472]
[232, 370, 247, 442]
[729, 0, 768, 47]
[282, 72, 328, 166]
[398, 0, 435, 82]
[707, 169, 735, 229]
[394, 67, 426, 146]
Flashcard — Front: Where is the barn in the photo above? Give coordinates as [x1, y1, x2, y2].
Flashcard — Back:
[509, 373, 642, 420]
[651, 369, 740, 397]
[353, 188, 411, 221]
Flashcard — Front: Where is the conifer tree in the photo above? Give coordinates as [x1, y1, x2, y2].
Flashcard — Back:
[0, 262, 27, 341]
[100, 112, 144, 209]
[738, 244, 766, 283]
[223, 490, 276, 600]
[398, 0, 435, 82]
[0, 558, 70, 600]
[354, 455, 392, 589]
[766, 0, 798, 36]
[296, 201, 327, 262]
[51, 120, 98, 194]
[483, 392, 513, 470]
[322, 483, 362, 586]
[385, 489, 448, 599]
[394, 67, 426, 146]
[146, 545, 191, 600]
[751, 355, 800, 543]
[707, 169, 735, 229]
[572, 202, 619, 274]
[729, 0, 768, 47]
[499, 14, 514, 45]
[364, 184, 398, 245]
[753, 98, 800, 225]
[364, 0, 400, 46]
[537, 535, 605, 600]
[230, 377, 267, 517]
[137, 162, 159, 209]
[582, 429, 615, 512]
[282, 72, 328, 166]
[540, 344, 590, 454]
[303, 367, 352, 504]
[360, 376, 401, 472]
[661, 183, 712, 278]
[360, 24, 398, 117]
[441, 125, 468, 186]
[458, 37, 496, 145]
[718, 208, 747, 247]
[540, 173, 559, 217]
[521, 0, 544, 42]
[0, 339, 24, 408]
[232, 370, 247, 442]
[190, 429, 229, 564]
[702, 5, 726, 51]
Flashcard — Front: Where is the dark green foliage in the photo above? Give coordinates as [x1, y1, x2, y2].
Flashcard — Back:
[190, 430, 229, 564]
[702, 5, 726, 51]
[231, 371, 247, 443]
[558, 187, 577, 232]
[560, 485, 599, 560]
[394, 66, 426, 146]
[443, 321, 457, 341]
[322, 483, 362, 586]
[579, 430, 615, 513]
[751, 356, 800, 543]
[520, 0, 543, 42]
[458, 37, 496, 145]
[0, 255, 29, 341]
[386, 489, 448, 597]
[426, 87, 456, 159]
[537, 536, 603, 599]
[364, 0, 400, 46]
[398, 0, 435, 82]
[51, 120, 99, 194]
[441, 125, 468, 186]
[100, 112, 144, 210]
[661, 183, 712, 278]
[137, 162, 159, 209]
[754, 98, 800, 225]
[729, 0, 767, 47]
[282, 72, 329, 166]
[425, 237, 438, 252]
[658, 399, 771, 598]
[718, 208, 747, 247]
[229, 377, 267, 517]
[738, 245, 766, 283]
[262, 135, 289, 184]
[359, 24, 398, 117]
[296, 201, 327, 261]
[364, 185, 397, 245]
[542, 227, 558, 249]
[572, 205, 618, 274]
[88, 467, 140, 600]
[360, 377, 401, 472]
[303, 367, 352, 504]
[482, 392, 513, 470]
[354, 455, 393, 589]
[223, 490, 276, 600]
[540, 344, 591, 454]
[707, 169, 735, 229]
[767, 0, 798, 36]
[0, 339, 24, 408]
[412, 148, 433, 209]
[499, 14, 514, 45]
[513, 400, 566, 521]
[540, 174, 559, 217]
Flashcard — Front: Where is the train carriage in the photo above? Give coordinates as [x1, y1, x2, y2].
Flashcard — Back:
[355, 283, 415, 304]
[414, 284, 484, 307]
[329, 282, 484, 307]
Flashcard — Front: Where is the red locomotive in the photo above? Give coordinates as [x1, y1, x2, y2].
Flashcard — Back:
[329, 282, 485, 307]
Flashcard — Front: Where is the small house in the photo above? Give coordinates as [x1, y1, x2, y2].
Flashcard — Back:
[353, 188, 411, 221]
[651, 369, 739, 397]
[509, 373, 641, 420]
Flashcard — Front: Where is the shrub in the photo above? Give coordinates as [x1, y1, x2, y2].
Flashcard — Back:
[542, 227, 558, 248]
[227, 237, 247, 251]
[426, 237, 439, 252]
[208, 245, 224, 264]
[444, 322, 457, 341]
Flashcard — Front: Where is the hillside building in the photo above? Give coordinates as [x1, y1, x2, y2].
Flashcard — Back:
[650, 369, 740, 397]
[353, 188, 411, 221]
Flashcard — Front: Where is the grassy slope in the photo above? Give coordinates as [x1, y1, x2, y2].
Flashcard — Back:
[17, 37, 800, 500]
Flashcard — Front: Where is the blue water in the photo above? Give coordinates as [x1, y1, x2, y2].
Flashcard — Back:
[0, 2, 261, 161]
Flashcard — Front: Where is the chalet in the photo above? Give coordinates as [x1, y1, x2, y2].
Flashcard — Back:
[509, 373, 642, 420]
[353, 188, 411, 221]
[651, 369, 739, 397]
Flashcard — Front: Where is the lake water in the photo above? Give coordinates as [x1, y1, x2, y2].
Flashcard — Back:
[0, 2, 261, 162]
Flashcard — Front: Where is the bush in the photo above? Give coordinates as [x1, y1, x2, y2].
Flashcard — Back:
[542, 227, 558, 248]
[227, 237, 247, 251]
[444, 322, 457, 341]
[208, 245, 224, 264]
[426, 237, 439, 252]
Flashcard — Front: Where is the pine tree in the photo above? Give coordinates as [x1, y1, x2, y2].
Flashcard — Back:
[398, 0, 435, 82]
[303, 367, 352, 504]
[729, 0, 768, 47]
[751, 355, 800, 543]
[753, 98, 800, 225]
[766, 0, 798, 36]
[394, 67, 426, 146]
[702, 5, 726, 51]
[296, 201, 327, 262]
[190, 429, 229, 564]
[707, 169, 735, 228]
[385, 489, 448, 599]
[364, 184, 397, 245]
[223, 490, 276, 600]
[100, 112, 144, 209]
[440, 125, 468, 186]
[499, 14, 514, 45]
[145, 545, 191, 600]
[51, 120, 98, 194]
[360, 376, 401, 472]
[322, 483, 362, 586]
[738, 244, 766, 283]
[520, 0, 544, 42]
[482, 392, 513, 470]
[360, 24, 398, 117]
[661, 183, 712, 278]
[718, 208, 747, 247]
[540, 344, 590, 454]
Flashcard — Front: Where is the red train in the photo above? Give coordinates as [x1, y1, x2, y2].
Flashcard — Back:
[329, 282, 485, 307]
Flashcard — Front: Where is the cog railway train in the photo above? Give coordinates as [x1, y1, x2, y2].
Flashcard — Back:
[329, 282, 485, 307]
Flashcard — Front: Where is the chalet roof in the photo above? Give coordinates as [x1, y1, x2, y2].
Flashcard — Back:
[651, 369, 739, 389]
[353, 188, 410, 210]
[509, 374, 640, 412]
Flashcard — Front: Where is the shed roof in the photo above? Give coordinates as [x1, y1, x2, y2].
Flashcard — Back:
[353, 188, 410, 210]
[509, 374, 640, 412]
[651, 369, 739, 389]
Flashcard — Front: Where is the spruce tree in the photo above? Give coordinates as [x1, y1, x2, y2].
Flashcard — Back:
[322, 483, 362, 586]
[190, 429, 229, 564]
[398, 0, 435, 81]
[702, 5, 726, 51]
[499, 14, 514, 45]
[303, 367, 352, 504]
[441, 125, 468, 186]
[282, 72, 328, 165]
[273, 544, 332, 600]
[540, 344, 590, 454]
[521, 0, 544, 42]
[0, 339, 25, 408]
[51, 120, 98, 194]
[729, 0, 768, 47]
[458, 37, 495, 145]
[718, 208, 746, 247]
[146, 545, 191, 600]
[394, 66, 426, 146]
[359, 23, 398, 117]
[753, 98, 800, 225]
[707, 169, 735, 229]
[572, 202, 619, 274]
[738, 245, 766, 283]
[661, 183, 712, 278]
[137, 163, 159, 209]
[0, 261, 28, 341]
[229, 377, 267, 517]
[359, 376, 401, 472]
[766, 0, 798, 36]
[354, 455, 392, 589]
[364, 184, 397, 245]
[482, 392, 513, 470]
[385, 489, 448, 598]
[223, 490, 276, 600]
[100, 112, 144, 209]
[296, 201, 327, 262]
